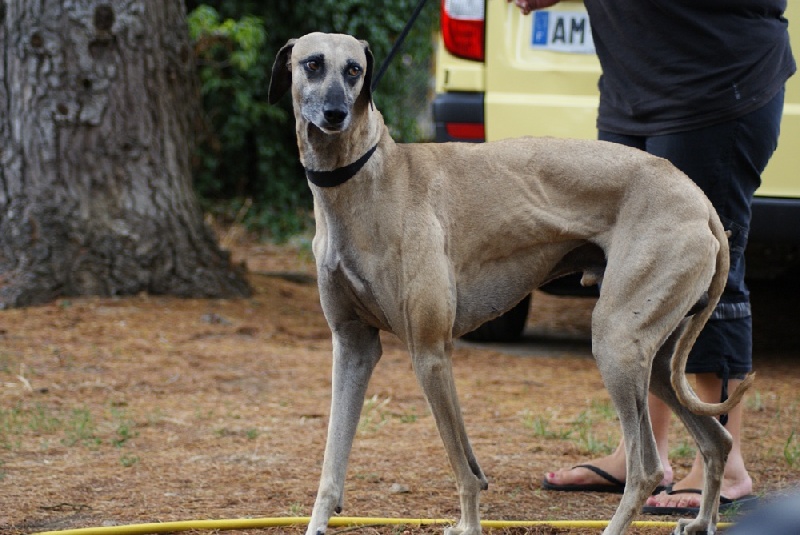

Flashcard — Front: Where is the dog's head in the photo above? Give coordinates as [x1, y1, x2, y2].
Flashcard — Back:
[268, 33, 374, 134]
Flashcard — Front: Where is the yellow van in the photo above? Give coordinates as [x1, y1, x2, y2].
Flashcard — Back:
[434, 0, 800, 341]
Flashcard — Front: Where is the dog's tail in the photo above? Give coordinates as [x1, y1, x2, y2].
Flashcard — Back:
[669, 208, 754, 416]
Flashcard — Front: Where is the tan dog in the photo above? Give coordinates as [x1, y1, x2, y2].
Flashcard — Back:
[268, 32, 752, 535]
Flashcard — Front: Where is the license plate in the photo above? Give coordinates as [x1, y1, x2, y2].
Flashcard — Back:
[531, 10, 595, 54]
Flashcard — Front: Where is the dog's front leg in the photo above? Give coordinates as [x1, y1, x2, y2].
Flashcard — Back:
[306, 322, 382, 535]
[411, 339, 488, 535]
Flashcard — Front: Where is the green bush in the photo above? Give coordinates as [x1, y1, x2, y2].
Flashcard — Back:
[187, 1, 437, 241]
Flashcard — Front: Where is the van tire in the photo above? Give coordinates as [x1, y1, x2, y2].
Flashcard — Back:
[461, 294, 531, 343]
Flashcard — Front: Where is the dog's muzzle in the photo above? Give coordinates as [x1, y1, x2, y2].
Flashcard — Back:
[323, 106, 348, 127]
[319, 84, 350, 132]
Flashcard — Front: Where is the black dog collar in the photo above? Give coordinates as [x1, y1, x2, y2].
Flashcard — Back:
[304, 144, 378, 188]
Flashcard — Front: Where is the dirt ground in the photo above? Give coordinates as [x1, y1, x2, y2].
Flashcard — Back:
[1, 234, 799, 535]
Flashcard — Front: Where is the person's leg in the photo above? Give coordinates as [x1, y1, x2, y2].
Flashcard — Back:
[645, 376, 752, 508]
[649, 394, 673, 483]
[646, 316, 755, 506]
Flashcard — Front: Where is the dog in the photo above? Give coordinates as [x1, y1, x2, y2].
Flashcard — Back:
[268, 32, 753, 535]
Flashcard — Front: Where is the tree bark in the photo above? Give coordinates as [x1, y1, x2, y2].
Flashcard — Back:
[0, 0, 251, 308]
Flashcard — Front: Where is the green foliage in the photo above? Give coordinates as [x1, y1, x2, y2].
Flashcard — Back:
[62, 408, 100, 448]
[110, 407, 138, 448]
[187, 1, 437, 241]
[358, 394, 392, 434]
[188, 6, 303, 240]
[785, 429, 799, 467]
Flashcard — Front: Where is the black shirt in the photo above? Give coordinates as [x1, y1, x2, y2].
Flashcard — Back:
[584, 0, 796, 135]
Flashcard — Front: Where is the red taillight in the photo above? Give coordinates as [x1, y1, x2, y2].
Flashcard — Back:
[441, 0, 485, 62]
[445, 122, 485, 140]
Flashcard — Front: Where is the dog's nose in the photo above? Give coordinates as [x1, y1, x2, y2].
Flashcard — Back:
[323, 107, 348, 125]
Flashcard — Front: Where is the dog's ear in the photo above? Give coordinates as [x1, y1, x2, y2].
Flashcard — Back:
[359, 40, 374, 109]
[268, 39, 297, 105]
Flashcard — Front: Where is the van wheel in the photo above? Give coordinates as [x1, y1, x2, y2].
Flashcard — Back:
[461, 294, 531, 343]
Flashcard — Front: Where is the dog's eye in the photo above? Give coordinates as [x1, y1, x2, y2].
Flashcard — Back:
[346, 65, 362, 78]
[305, 60, 321, 72]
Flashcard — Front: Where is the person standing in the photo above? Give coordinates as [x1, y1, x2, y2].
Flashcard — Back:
[509, 0, 795, 513]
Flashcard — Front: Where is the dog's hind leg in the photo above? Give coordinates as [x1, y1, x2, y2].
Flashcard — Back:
[307, 322, 383, 535]
[649, 322, 731, 535]
[591, 299, 669, 535]
[411, 337, 488, 535]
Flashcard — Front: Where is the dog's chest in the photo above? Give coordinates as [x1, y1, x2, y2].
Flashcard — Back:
[317, 254, 395, 332]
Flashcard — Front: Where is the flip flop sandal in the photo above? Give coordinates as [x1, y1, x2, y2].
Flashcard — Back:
[542, 463, 671, 495]
[642, 488, 760, 515]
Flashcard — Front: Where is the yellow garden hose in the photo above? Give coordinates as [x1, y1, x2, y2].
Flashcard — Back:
[31, 516, 734, 535]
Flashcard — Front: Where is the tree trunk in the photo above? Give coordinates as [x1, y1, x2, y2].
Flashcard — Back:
[0, 0, 251, 308]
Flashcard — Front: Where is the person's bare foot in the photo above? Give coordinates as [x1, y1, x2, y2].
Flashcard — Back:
[543, 450, 673, 491]
[544, 462, 625, 490]
[645, 463, 753, 509]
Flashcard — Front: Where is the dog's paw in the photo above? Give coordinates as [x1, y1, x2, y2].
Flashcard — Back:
[444, 524, 482, 535]
[673, 518, 714, 535]
[306, 526, 328, 535]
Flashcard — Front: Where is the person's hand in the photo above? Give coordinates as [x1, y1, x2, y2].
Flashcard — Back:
[506, 0, 561, 16]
